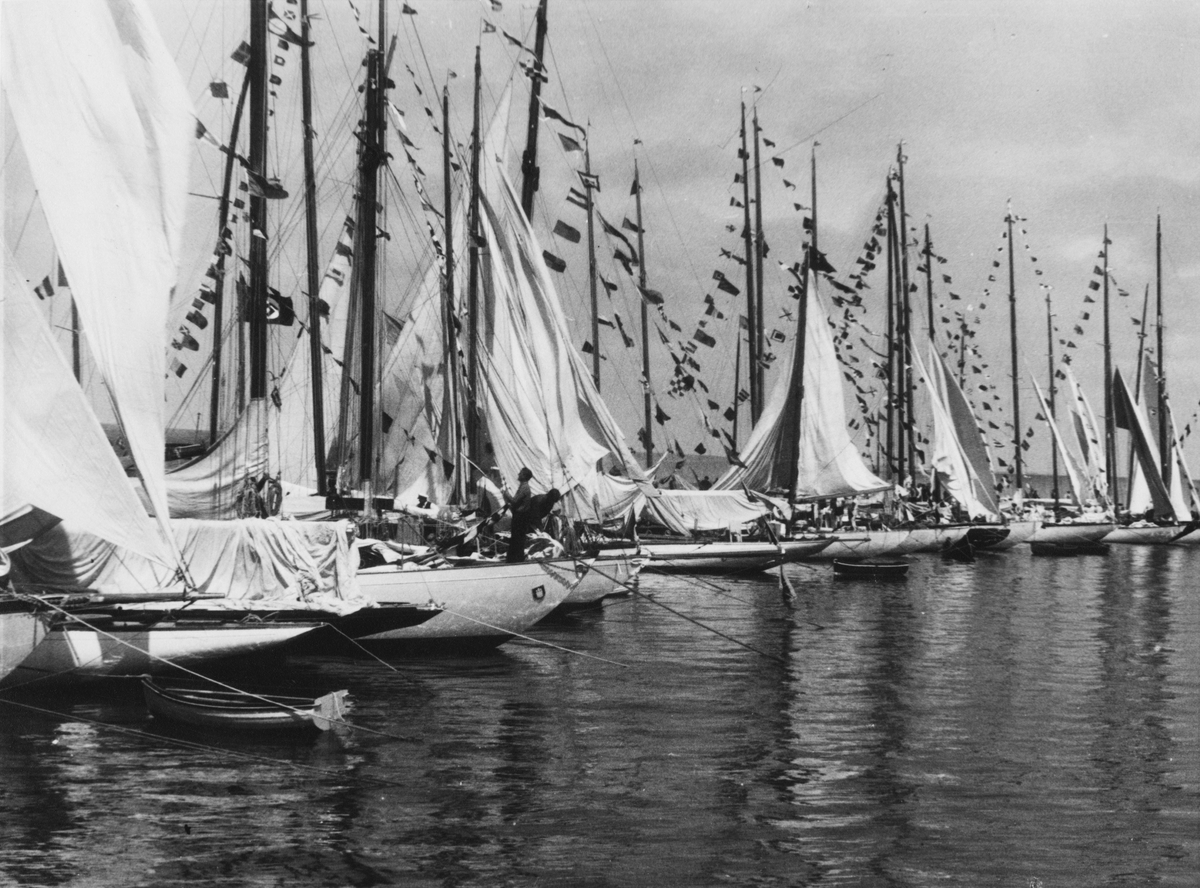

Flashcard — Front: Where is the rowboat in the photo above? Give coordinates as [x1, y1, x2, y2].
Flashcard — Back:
[832, 559, 910, 580]
[142, 678, 350, 733]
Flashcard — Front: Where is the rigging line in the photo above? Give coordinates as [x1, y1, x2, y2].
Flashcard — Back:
[0, 696, 419, 785]
[582, 563, 787, 664]
[774, 93, 884, 159]
[434, 602, 628, 668]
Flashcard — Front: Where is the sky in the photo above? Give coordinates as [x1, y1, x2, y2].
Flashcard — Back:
[5, 0, 1199, 485]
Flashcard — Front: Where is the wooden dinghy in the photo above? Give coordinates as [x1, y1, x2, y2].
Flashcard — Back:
[142, 679, 350, 733]
[832, 559, 910, 580]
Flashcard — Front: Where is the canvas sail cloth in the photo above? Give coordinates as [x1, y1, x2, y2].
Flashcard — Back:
[164, 400, 271, 518]
[3, 0, 193, 563]
[910, 340, 996, 520]
[1063, 366, 1109, 508]
[1124, 356, 1190, 521]
[1111, 367, 1177, 520]
[8, 518, 366, 611]
[715, 279, 888, 499]
[1029, 375, 1087, 508]
[2, 247, 171, 565]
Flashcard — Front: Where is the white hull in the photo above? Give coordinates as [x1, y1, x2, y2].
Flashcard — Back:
[1, 607, 51, 684]
[638, 541, 786, 574]
[903, 525, 972, 553]
[9, 623, 317, 683]
[1103, 523, 1193, 545]
[356, 558, 581, 642]
[991, 519, 1039, 550]
[1028, 522, 1116, 545]
[800, 530, 915, 560]
[563, 552, 643, 608]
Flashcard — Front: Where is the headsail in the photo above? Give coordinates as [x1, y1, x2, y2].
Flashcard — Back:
[2, 0, 194, 560]
[1030, 374, 1087, 508]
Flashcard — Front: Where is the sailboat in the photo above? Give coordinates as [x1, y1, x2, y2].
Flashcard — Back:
[0, 0, 438, 682]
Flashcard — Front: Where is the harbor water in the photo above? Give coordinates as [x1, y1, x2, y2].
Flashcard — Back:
[1, 544, 1197, 887]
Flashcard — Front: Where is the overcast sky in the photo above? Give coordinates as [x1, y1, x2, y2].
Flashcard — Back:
[7, 0, 1199, 480]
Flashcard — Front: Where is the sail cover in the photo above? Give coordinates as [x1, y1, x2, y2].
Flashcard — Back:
[2, 0, 193, 562]
[716, 279, 887, 498]
[2, 247, 171, 565]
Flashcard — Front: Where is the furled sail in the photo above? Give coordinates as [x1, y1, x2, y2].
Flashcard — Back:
[2, 246, 170, 566]
[715, 279, 888, 498]
[2, 0, 194, 561]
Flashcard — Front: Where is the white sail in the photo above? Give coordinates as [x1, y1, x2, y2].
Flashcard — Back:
[2, 0, 193, 562]
[716, 279, 888, 498]
[1112, 367, 1177, 520]
[166, 400, 270, 519]
[912, 339, 995, 520]
[1029, 374, 1087, 508]
[1063, 366, 1109, 507]
[2, 247, 170, 566]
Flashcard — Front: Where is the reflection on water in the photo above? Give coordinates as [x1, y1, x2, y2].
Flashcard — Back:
[1, 547, 1197, 886]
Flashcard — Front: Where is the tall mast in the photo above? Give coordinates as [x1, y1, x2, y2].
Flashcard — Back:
[634, 161, 652, 467]
[442, 83, 465, 504]
[924, 224, 935, 341]
[739, 103, 758, 424]
[586, 136, 600, 389]
[1006, 204, 1022, 491]
[786, 146, 815, 502]
[884, 176, 898, 482]
[732, 326, 741, 448]
[1156, 214, 1168, 485]
[519, 0, 548, 220]
[356, 0, 387, 502]
[896, 145, 915, 473]
[209, 72, 251, 443]
[247, 0, 270, 402]
[1103, 224, 1116, 504]
[465, 45, 483, 471]
[71, 297, 81, 382]
[1046, 286, 1059, 514]
[1129, 283, 1150, 508]
[299, 0, 327, 495]
[752, 106, 765, 420]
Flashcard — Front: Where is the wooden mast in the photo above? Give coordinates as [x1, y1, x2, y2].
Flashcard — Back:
[884, 175, 898, 482]
[247, 0, 269, 403]
[739, 103, 758, 424]
[634, 161, 652, 467]
[786, 146, 815, 503]
[1045, 285, 1059, 514]
[1156, 214, 1168, 486]
[355, 0, 386, 510]
[752, 106, 765, 420]
[519, 0, 548, 220]
[465, 45, 484, 471]
[585, 135, 600, 389]
[895, 145, 915, 475]
[923, 224, 935, 341]
[442, 82, 465, 504]
[1005, 204, 1022, 492]
[1102, 224, 1116, 505]
[299, 0, 326, 495]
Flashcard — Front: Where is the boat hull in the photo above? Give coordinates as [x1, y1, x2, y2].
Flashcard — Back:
[1027, 522, 1116, 545]
[638, 541, 786, 574]
[1103, 523, 1195, 545]
[142, 679, 348, 733]
[559, 552, 642, 610]
[800, 530, 915, 560]
[0, 602, 50, 684]
[903, 525, 971, 553]
[990, 519, 1039, 550]
[355, 558, 580, 643]
[8, 622, 317, 683]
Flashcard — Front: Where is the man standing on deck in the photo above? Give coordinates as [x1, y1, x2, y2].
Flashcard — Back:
[505, 467, 535, 563]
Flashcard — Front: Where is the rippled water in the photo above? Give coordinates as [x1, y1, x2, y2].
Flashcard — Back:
[1, 546, 1197, 887]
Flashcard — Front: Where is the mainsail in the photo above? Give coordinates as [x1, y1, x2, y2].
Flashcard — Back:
[2, 0, 194, 558]
[715, 279, 888, 498]
[1030, 375, 1087, 508]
